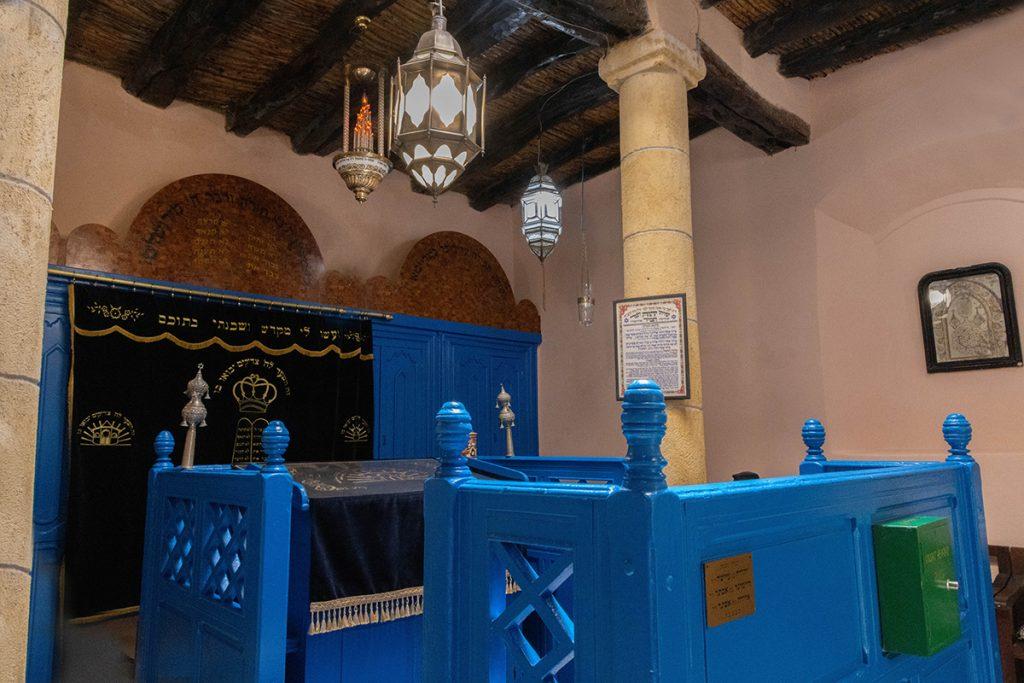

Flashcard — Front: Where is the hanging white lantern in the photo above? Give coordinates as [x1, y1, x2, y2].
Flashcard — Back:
[520, 163, 563, 261]
[391, 0, 486, 199]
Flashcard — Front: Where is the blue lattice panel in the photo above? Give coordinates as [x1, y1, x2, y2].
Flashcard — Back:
[491, 542, 575, 682]
[160, 496, 195, 588]
[201, 502, 248, 609]
[137, 455, 295, 682]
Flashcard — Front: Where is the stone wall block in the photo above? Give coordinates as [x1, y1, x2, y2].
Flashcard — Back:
[617, 70, 691, 158]
[620, 148, 692, 237]
[0, 1, 67, 193]
[0, 569, 31, 681]
[0, 378, 41, 569]
[623, 229, 697, 297]
[26, 0, 69, 31]
[663, 406, 706, 485]
[0, 182, 51, 379]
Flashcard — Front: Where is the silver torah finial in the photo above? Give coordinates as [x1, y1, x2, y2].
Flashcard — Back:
[180, 363, 210, 468]
[496, 384, 515, 457]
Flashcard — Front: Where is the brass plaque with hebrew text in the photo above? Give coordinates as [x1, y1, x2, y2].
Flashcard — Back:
[704, 553, 755, 627]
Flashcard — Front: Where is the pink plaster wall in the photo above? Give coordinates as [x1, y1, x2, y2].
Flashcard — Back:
[52, 62, 519, 286]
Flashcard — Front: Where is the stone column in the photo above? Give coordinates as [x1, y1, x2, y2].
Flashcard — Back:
[599, 31, 707, 485]
[0, 0, 67, 678]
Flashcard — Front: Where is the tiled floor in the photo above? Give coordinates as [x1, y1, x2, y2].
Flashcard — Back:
[61, 615, 137, 682]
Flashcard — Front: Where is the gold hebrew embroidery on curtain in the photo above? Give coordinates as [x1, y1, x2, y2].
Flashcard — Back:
[72, 324, 374, 360]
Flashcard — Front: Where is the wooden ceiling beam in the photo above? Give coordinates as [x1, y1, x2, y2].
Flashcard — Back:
[461, 71, 616, 180]
[486, 33, 588, 101]
[467, 118, 620, 210]
[226, 0, 398, 136]
[122, 0, 264, 108]
[744, 0, 918, 59]
[290, 0, 551, 155]
[779, 0, 1024, 78]
[68, 0, 92, 28]
[467, 111, 719, 210]
[466, 42, 812, 209]
[510, 0, 647, 44]
[451, 0, 532, 60]
[692, 45, 809, 154]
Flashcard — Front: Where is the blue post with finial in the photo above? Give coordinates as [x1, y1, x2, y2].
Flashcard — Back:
[152, 431, 175, 471]
[138, 429, 176, 679]
[621, 380, 668, 493]
[607, 380, 673, 677]
[435, 401, 473, 479]
[424, 400, 474, 683]
[942, 413, 973, 463]
[799, 419, 827, 474]
[941, 412, 1000, 676]
[261, 420, 290, 473]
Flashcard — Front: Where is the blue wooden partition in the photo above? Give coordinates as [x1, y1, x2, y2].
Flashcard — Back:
[27, 267, 539, 681]
[425, 381, 1002, 681]
[136, 425, 296, 681]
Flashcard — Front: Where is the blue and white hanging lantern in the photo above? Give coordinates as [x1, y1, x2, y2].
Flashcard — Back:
[391, 0, 486, 199]
[520, 163, 563, 261]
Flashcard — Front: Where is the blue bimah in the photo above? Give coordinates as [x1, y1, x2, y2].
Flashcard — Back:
[135, 423, 436, 682]
[423, 380, 1001, 681]
[134, 419, 626, 680]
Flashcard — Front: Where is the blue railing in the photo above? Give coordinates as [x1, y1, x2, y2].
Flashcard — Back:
[424, 380, 1002, 682]
[136, 424, 299, 682]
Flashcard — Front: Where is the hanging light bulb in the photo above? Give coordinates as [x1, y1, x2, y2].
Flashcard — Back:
[577, 146, 594, 326]
[520, 163, 563, 261]
[578, 281, 594, 327]
[391, 0, 486, 200]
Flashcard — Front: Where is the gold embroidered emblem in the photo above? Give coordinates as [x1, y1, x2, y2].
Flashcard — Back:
[77, 411, 135, 447]
[232, 373, 278, 413]
[341, 416, 370, 444]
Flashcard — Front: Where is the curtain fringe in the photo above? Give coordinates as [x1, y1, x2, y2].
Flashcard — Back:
[308, 574, 522, 636]
[308, 586, 424, 635]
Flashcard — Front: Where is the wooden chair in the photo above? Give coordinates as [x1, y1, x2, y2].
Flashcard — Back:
[990, 544, 1024, 682]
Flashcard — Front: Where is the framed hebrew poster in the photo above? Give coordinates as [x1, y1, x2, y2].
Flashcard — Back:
[614, 294, 690, 400]
[918, 262, 1022, 373]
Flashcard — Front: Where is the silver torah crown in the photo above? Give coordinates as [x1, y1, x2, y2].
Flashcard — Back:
[497, 384, 515, 428]
[497, 384, 515, 457]
[181, 364, 210, 429]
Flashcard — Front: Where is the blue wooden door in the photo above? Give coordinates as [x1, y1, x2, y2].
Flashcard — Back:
[445, 336, 537, 457]
[445, 337, 495, 454]
[488, 348, 538, 457]
[373, 324, 438, 459]
[27, 281, 72, 682]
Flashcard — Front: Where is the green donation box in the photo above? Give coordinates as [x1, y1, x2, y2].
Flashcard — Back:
[872, 515, 961, 656]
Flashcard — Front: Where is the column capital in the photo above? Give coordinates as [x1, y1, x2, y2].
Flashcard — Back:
[599, 30, 706, 93]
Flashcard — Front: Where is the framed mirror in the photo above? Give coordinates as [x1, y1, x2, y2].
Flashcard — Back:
[918, 262, 1022, 373]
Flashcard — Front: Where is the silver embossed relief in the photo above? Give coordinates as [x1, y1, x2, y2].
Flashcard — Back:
[928, 272, 1009, 362]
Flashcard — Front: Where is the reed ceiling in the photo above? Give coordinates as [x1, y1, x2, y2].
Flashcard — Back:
[65, 0, 1020, 210]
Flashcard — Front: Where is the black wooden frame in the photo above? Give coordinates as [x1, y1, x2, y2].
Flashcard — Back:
[917, 262, 1022, 373]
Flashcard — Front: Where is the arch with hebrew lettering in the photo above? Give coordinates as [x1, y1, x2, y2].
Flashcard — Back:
[55, 174, 539, 332]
